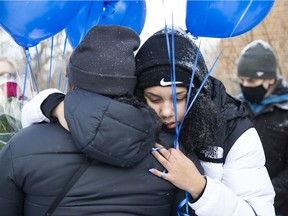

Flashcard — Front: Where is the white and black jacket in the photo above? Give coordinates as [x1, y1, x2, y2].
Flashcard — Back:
[191, 80, 276, 216]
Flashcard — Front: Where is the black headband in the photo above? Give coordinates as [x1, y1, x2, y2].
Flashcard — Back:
[137, 65, 193, 89]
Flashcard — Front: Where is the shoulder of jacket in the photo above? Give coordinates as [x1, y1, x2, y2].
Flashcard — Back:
[197, 113, 253, 164]
[225, 128, 265, 164]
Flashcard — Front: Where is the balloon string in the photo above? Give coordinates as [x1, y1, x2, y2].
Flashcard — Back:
[179, 48, 223, 132]
[35, 46, 41, 75]
[58, 34, 68, 90]
[162, 2, 223, 214]
[162, 0, 180, 149]
[186, 49, 223, 117]
[34, 45, 44, 90]
[176, 46, 223, 216]
[185, 40, 201, 112]
[62, 37, 68, 92]
[23, 48, 39, 94]
[48, 37, 54, 88]
[229, 0, 253, 37]
[176, 191, 190, 216]
[170, 16, 180, 150]
[22, 49, 29, 106]
[27, 61, 39, 94]
[161, 1, 188, 214]
[178, 42, 202, 132]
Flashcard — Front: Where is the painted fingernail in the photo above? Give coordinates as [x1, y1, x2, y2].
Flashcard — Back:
[151, 148, 157, 152]
[148, 169, 154, 173]
[151, 147, 164, 152]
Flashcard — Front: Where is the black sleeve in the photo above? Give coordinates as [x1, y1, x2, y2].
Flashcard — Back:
[40, 93, 65, 122]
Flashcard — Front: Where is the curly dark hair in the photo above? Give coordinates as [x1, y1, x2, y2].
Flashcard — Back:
[178, 91, 224, 152]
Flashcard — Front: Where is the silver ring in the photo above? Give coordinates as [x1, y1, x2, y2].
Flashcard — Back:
[160, 170, 166, 179]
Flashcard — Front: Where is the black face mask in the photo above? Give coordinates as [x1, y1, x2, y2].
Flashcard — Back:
[240, 84, 268, 104]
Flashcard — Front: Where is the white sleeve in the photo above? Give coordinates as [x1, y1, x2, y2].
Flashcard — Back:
[189, 128, 276, 216]
[21, 88, 63, 128]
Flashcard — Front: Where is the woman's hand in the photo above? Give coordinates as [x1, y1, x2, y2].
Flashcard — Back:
[52, 101, 69, 131]
[149, 143, 206, 199]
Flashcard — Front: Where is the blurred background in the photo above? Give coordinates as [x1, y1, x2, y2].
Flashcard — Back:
[0, 0, 286, 97]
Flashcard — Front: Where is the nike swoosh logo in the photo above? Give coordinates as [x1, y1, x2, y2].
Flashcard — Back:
[256, 71, 264, 77]
[160, 78, 183, 86]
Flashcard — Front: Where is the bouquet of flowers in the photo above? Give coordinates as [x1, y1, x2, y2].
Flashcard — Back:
[0, 89, 22, 150]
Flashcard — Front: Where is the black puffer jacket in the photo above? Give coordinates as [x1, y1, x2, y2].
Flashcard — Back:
[242, 79, 288, 216]
[197, 78, 254, 163]
[0, 89, 202, 216]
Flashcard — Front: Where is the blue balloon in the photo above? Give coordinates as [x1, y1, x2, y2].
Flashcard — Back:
[185, 0, 275, 38]
[0, 1, 86, 48]
[66, 0, 147, 49]
[66, 1, 104, 49]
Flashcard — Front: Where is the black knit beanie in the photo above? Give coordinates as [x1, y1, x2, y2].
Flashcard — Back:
[135, 26, 212, 95]
[67, 25, 140, 96]
[237, 40, 277, 79]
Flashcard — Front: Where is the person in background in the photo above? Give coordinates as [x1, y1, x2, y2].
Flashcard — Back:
[237, 40, 288, 216]
[0, 58, 22, 149]
[21, 27, 276, 216]
[0, 25, 202, 216]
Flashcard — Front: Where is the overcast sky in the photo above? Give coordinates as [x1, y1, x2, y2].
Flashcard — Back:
[140, 0, 187, 43]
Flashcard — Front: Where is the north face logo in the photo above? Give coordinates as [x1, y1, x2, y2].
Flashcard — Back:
[200, 146, 224, 160]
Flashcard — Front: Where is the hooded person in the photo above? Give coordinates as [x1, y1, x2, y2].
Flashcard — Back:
[0, 25, 204, 216]
[237, 40, 288, 216]
[134, 27, 275, 215]
[20, 26, 275, 216]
